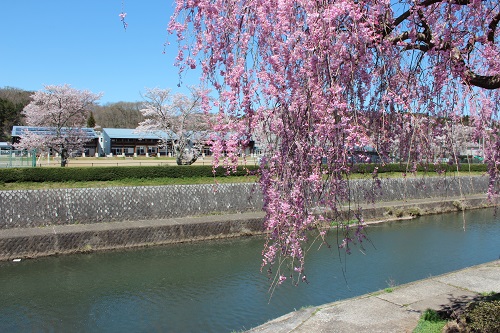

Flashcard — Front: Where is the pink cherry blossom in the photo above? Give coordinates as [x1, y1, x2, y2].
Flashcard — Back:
[169, 0, 500, 288]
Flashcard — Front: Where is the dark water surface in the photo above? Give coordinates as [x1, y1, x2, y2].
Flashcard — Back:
[0, 209, 499, 332]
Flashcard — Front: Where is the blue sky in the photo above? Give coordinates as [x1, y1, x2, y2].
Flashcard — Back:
[0, 1, 199, 104]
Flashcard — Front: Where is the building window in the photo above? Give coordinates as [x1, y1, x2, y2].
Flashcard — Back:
[136, 146, 145, 155]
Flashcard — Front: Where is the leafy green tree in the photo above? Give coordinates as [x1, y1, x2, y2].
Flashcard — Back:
[86, 111, 96, 128]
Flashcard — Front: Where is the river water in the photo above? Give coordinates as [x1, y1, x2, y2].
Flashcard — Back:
[0, 209, 499, 332]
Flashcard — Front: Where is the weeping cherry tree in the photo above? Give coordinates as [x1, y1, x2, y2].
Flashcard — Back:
[168, 0, 500, 287]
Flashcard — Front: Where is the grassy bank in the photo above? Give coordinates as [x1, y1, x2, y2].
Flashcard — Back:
[0, 171, 486, 191]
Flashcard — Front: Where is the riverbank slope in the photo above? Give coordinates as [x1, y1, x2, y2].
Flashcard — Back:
[0, 192, 495, 261]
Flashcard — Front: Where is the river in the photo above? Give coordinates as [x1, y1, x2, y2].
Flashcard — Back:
[0, 208, 499, 332]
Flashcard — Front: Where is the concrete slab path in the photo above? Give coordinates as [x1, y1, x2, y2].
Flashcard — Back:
[248, 260, 500, 333]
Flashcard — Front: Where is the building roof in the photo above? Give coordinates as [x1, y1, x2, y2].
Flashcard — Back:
[11, 126, 98, 139]
[102, 128, 176, 140]
[10, 126, 250, 143]
[101, 128, 248, 143]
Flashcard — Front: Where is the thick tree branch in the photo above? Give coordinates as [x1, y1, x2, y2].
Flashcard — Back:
[390, 31, 430, 45]
[488, 11, 500, 42]
[383, 0, 500, 90]
[384, 0, 471, 37]
[464, 71, 500, 89]
[402, 43, 431, 52]
[449, 46, 500, 89]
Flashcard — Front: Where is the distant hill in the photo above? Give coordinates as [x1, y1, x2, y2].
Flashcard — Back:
[0, 87, 32, 142]
[92, 101, 144, 129]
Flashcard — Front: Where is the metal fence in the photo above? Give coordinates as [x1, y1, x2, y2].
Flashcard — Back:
[0, 149, 36, 168]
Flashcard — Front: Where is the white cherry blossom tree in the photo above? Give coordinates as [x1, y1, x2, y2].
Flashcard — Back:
[136, 87, 209, 165]
[16, 84, 101, 167]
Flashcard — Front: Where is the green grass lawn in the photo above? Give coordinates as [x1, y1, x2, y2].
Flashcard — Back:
[413, 309, 447, 333]
[413, 319, 447, 333]
[0, 170, 485, 191]
[349, 171, 486, 179]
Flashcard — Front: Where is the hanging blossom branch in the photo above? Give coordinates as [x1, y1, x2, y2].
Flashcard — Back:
[119, 0, 128, 31]
[119, 12, 128, 30]
[169, 0, 500, 289]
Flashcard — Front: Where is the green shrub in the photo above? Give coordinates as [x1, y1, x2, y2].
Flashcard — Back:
[0, 161, 487, 184]
[350, 163, 487, 174]
[461, 300, 500, 332]
[0, 165, 260, 183]
[422, 309, 442, 322]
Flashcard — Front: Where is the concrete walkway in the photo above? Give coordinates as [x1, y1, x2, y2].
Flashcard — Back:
[248, 260, 500, 333]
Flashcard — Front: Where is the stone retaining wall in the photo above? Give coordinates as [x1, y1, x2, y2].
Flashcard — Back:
[0, 176, 490, 229]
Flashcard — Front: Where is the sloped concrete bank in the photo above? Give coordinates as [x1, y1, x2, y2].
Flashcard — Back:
[0, 193, 495, 261]
[0, 211, 266, 261]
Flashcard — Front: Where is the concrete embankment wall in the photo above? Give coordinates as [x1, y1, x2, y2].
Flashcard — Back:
[0, 183, 262, 229]
[0, 176, 489, 229]
[0, 176, 493, 260]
